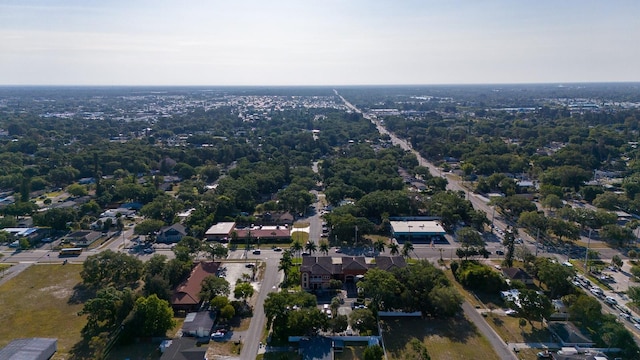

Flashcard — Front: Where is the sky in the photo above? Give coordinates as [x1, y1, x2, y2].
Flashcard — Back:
[1, 0, 639, 86]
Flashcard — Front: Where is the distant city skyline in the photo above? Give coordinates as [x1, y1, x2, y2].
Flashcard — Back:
[1, 0, 639, 86]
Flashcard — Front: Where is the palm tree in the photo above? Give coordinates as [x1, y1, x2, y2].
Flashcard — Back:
[373, 239, 386, 254]
[305, 241, 317, 255]
[278, 251, 293, 284]
[291, 239, 303, 258]
[389, 243, 400, 256]
[402, 241, 414, 259]
[319, 240, 330, 256]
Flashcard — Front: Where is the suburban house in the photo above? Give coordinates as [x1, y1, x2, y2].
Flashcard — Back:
[171, 261, 219, 313]
[258, 211, 295, 226]
[65, 230, 101, 247]
[300, 256, 406, 290]
[181, 311, 216, 338]
[156, 223, 187, 244]
[159, 337, 206, 360]
[204, 222, 236, 241]
[502, 267, 534, 285]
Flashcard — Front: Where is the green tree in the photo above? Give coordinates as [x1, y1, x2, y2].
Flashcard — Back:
[536, 258, 575, 298]
[359, 268, 402, 311]
[80, 287, 136, 334]
[428, 286, 463, 317]
[517, 289, 552, 328]
[569, 294, 602, 327]
[305, 241, 317, 255]
[363, 345, 384, 360]
[405, 337, 431, 360]
[200, 275, 230, 302]
[290, 239, 303, 258]
[330, 314, 349, 334]
[129, 294, 175, 337]
[611, 255, 623, 269]
[601, 224, 635, 247]
[349, 308, 377, 334]
[67, 183, 88, 197]
[134, 219, 165, 239]
[234, 282, 255, 302]
[402, 241, 414, 259]
[219, 304, 236, 322]
[541, 194, 563, 210]
[456, 227, 485, 260]
[502, 227, 517, 268]
[319, 240, 330, 255]
[548, 218, 580, 242]
[204, 243, 229, 260]
[278, 250, 294, 286]
[389, 242, 400, 256]
[81, 250, 143, 289]
[373, 238, 386, 253]
[32, 207, 78, 230]
[628, 286, 640, 305]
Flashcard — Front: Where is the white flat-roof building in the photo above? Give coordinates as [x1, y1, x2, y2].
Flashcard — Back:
[390, 220, 446, 244]
[204, 222, 236, 241]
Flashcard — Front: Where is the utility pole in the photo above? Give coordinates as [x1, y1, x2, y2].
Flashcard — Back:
[535, 228, 540, 257]
[584, 228, 592, 273]
[354, 225, 358, 247]
[490, 206, 496, 234]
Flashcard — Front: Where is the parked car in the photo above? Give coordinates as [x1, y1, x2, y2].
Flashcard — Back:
[495, 250, 505, 255]
[252, 249, 261, 255]
[604, 296, 617, 306]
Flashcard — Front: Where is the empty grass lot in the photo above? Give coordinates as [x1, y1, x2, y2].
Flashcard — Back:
[0, 263, 88, 359]
[382, 316, 498, 360]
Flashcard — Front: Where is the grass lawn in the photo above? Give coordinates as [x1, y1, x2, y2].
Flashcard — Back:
[484, 313, 551, 343]
[0, 263, 88, 359]
[290, 231, 309, 243]
[382, 317, 498, 360]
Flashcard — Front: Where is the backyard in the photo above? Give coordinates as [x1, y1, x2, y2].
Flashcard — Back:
[0, 263, 88, 359]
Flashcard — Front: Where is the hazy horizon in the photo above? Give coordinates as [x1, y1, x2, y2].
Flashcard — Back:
[2, 0, 639, 86]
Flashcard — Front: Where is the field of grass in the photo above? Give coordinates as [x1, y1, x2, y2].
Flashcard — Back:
[382, 317, 498, 360]
[0, 263, 88, 359]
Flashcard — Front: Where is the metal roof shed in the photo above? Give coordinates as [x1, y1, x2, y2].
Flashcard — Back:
[0, 338, 57, 360]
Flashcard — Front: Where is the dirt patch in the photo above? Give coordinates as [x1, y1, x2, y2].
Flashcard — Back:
[40, 285, 74, 299]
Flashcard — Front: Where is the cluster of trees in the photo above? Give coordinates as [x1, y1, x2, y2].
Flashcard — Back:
[358, 261, 463, 317]
[518, 206, 637, 248]
[563, 293, 640, 358]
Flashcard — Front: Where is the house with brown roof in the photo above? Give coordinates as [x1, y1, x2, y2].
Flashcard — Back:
[171, 261, 219, 312]
[502, 267, 534, 285]
[374, 256, 407, 271]
[300, 256, 405, 290]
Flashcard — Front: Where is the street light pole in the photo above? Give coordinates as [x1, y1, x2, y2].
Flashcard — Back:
[535, 228, 540, 257]
[490, 206, 496, 234]
[584, 228, 592, 273]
